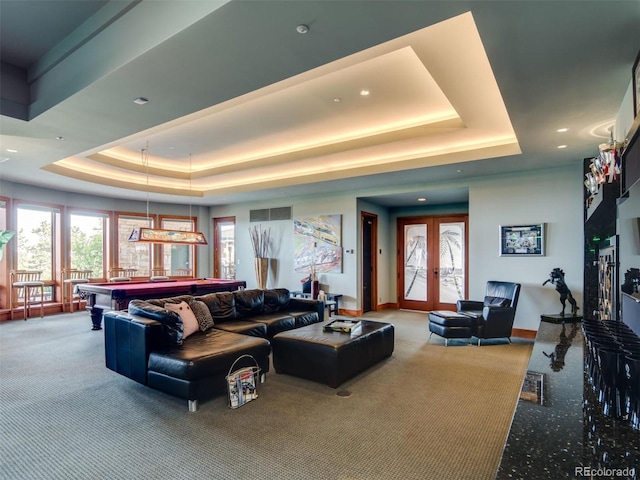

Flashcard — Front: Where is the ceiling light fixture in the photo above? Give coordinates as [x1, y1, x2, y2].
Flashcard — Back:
[129, 146, 207, 245]
[296, 24, 309, 34]
[56, 136, 64, 141]
[417, 197, 427, 202]
[6, 149, 17, 153]
[557, 145, 568, 149]
[557, 128, 569, 132]
[360, 89, 370, 96]
[134, 97, 149, 105]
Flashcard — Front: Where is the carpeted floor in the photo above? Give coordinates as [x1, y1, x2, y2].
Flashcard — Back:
[0, 310, 532, 480]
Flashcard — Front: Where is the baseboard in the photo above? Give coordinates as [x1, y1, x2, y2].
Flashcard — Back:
[512, 327, 537, 340]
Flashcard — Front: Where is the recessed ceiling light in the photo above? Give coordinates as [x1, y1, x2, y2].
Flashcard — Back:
[360, 89, 370, 96]
[296, 24, 309, 34]
[557, 128, 569, 132]
[417, 197, 427, 202]
[134, 97, 149, 105]
[557, 145, 568, 149]
[56, 136, 64, 141]
[333, 97, 342, 103]
[0, 157, 10, 163]
[6, 149, 17, 153]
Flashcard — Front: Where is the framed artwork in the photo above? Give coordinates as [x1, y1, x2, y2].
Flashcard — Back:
[293, 214, 343, 273]
[499, 224, 545, 256]
[634, 49, 640, 119]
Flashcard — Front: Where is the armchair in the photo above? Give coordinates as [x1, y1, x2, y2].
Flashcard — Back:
[457, 281, 521, 345]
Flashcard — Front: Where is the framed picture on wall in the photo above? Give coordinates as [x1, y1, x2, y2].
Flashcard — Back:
[499, 224, 545, 256]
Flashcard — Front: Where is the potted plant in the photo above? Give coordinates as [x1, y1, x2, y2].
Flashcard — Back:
[0, 230, 15, 261]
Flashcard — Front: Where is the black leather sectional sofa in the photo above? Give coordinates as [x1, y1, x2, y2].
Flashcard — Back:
[103, 288, 323, 411]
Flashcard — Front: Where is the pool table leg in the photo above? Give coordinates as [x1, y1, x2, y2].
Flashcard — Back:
[89, 306, 104, 330]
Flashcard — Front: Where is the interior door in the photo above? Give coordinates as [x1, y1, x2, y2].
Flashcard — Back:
[397, 215, 467, 311]
[361, 212, 377, 313]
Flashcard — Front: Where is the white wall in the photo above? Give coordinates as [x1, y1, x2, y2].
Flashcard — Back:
[468, 164, 584, 331]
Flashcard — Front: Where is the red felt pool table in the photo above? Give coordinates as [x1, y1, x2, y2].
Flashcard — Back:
[77, 278, 246, 330]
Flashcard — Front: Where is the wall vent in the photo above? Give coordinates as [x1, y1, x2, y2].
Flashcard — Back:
[249, 206, 292, 222]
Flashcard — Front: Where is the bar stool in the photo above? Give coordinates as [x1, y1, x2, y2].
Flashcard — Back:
[10, 270, 45, 320]
[150, 267, 169, 281]
[175, 268, 192, 277]
[108, 267, 136, 282]
[62, 269, 92, 312]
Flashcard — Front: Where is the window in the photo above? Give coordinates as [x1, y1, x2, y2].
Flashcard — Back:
[116, 214, 153, 277]
[160, 217, 196, 276]
[16, 204, 60, 280]
[15, 203, 61, 302]
[69, 211, 109, 279]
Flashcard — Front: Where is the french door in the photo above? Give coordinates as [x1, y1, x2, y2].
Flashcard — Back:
[397, 215, 468, 311]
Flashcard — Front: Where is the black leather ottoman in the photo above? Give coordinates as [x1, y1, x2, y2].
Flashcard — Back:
[272, 319, 394, 387]
[428, 311, 473, 346]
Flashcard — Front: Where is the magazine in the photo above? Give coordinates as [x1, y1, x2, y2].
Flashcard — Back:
[324, 319, 361, 333]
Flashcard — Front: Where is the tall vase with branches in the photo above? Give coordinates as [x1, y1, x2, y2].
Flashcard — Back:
[249, 225, 270, 289]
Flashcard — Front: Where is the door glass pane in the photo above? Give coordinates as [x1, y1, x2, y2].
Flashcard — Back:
[439, 222, 465, 303]
[70, 212, 106, 278]
[219, 223, 235, 279]
[404, 224, 427, 301]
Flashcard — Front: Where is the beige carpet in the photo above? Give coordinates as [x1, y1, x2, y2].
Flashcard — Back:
[0, 309, 532, 480]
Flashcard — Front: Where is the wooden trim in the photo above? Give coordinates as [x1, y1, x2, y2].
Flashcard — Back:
[512, 327, 537, 340]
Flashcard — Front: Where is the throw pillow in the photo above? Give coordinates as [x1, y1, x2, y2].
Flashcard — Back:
[165, 301, 199, 339]
[189, 299, 215, 331]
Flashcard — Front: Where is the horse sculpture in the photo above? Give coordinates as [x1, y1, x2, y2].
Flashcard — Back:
[543, 268, 579, 317]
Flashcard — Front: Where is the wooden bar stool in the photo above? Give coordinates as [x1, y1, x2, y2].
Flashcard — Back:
[62, 269, 92, 312]
[10, 270, 45, 320]
[150, 267, 169, 281]
[175, 268, 192, 277]
[108, 267, 137, 282]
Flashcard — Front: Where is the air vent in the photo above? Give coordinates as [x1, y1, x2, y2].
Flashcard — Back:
[250, 209, 269, 222]
[249, 206, 292, 222]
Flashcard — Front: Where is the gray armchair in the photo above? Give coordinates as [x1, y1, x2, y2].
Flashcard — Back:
[457, 281, 521, 345]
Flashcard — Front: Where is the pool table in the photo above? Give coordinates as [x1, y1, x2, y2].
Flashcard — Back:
[77, 278, 246, 330]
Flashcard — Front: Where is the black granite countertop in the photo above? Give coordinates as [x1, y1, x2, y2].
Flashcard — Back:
[495, 320, 640, 480]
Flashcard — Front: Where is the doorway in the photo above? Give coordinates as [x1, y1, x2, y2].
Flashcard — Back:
[362, 212, 378, 313]
[397, 215, 468, 311]
[213, 217, 236, 279]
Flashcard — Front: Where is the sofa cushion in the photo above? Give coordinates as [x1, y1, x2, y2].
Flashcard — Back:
[263, 288, 290, 314]
[213, 320, 268, 337]
[248, 313, 295, 337]
[147, 329, 271, 381]
[483, 296, 510, 307]
[196, 292, 236, 323]
[128, 299, 184, 346]
[234, 289, 265, 318]
[165, 301, 199, 339]
[288, 310, 319, 328]
[189, 299, 215, 331]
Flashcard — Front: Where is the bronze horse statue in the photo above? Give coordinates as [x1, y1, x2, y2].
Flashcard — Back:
[543, 268, 579, 317]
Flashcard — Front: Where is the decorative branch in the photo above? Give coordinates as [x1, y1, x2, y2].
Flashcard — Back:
[249, 225, 270, 258]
